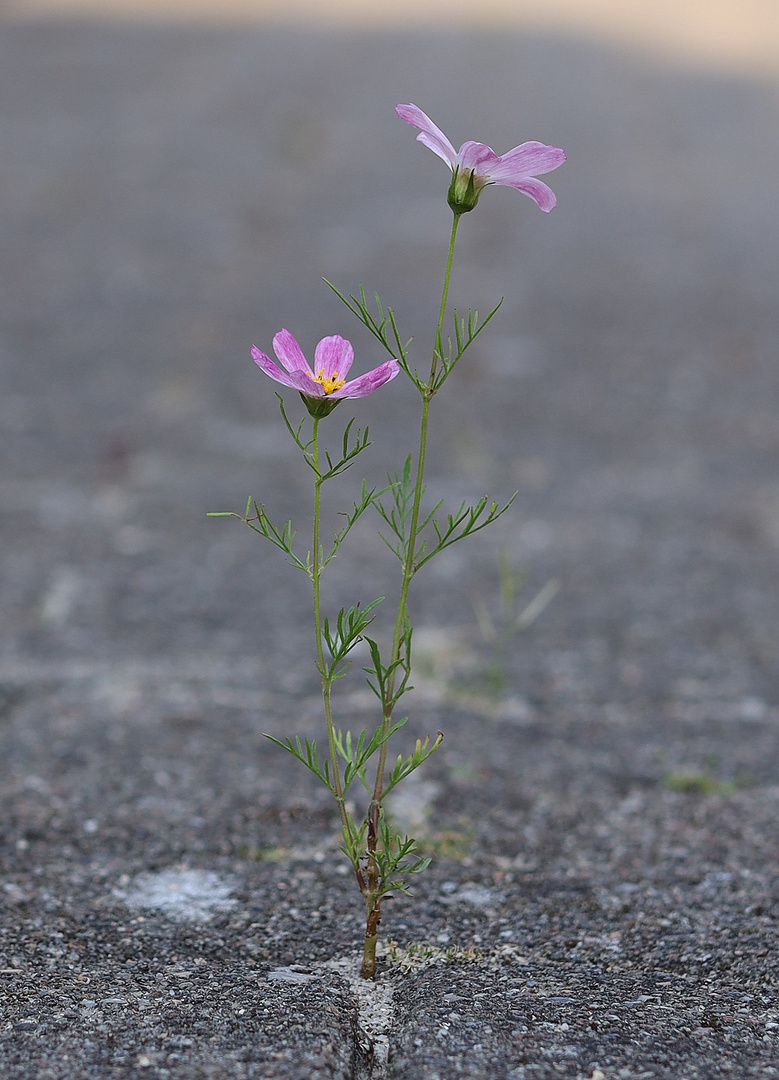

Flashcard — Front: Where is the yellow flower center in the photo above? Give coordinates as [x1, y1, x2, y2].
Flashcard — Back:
[313, 368, 346, 395]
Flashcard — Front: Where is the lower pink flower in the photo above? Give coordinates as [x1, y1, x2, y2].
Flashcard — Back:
[252, 330, 399, 416]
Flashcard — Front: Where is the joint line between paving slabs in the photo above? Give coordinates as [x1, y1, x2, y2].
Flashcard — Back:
[324, 957, 394, 1080]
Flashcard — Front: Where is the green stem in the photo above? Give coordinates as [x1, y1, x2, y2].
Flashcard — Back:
[371, 212, 460, 808]
[361, 213, 462, 980]
[431, 214, 460, 389]
[311, 418, 352, 844]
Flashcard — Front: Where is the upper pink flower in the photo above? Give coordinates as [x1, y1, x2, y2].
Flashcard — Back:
[252, 330, 399, 416]
[396, 103, 566, 214]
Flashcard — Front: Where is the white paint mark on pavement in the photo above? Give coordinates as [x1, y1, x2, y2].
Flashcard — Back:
[115, 868, 238, 921]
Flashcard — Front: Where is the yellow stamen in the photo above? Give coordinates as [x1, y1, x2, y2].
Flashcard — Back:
[313, 368, 346, 395]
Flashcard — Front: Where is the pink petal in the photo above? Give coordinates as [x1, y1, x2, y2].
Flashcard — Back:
[313, 335, 354, 380]
[488, 142, 567, 182]
[456, 140, 500, 174]
[288, 372, 326, 395]
[336, 360, 400, 399]
[272, 329, 313, 375]
[252, 345, 320, 391]
[396, 103, 457, 168]
[505, 176, 559, 213]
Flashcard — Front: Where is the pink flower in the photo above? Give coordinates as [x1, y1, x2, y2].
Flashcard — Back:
[252, 329, 399, 417]
[395, 103, 565, 214]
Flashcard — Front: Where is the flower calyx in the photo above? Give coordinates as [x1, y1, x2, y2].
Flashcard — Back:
[447, 165, 488, 215]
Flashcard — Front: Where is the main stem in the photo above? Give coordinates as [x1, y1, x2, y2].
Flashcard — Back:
[361, 212, 461, 979]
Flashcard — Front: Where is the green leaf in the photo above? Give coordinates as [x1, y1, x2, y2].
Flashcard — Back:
[414, 492, 517, 572]
[262, 733, 335, 794]
[334, 718, 409, 794]
[383, 731, 444, 798]
[322, 597, 384, 678]
[323, 480, 381, 567]
[318, 422, 372, 483]
[431, 298, 503, 392]
[323, 279, 415, 382]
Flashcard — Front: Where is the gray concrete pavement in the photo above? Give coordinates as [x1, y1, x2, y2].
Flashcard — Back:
[1, 17, 778, 1079]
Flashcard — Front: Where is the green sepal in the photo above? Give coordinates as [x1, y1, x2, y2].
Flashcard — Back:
[447, 165, 486, 215]
[301, 393, 341, 418]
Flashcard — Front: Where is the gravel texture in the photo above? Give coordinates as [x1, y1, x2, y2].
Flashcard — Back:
[1, 15, 779, 1080]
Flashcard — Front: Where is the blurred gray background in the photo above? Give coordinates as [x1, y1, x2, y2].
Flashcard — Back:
[1, 0, 778, 803]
